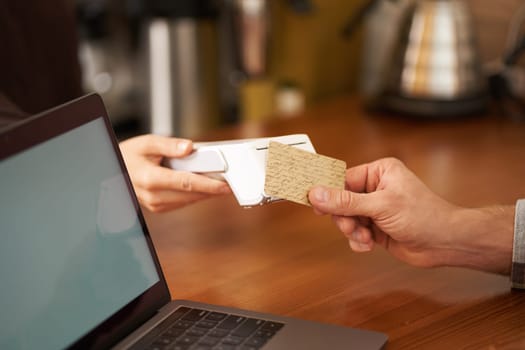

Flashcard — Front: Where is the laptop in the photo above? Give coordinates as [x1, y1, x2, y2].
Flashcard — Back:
[0, 94, 387, 350]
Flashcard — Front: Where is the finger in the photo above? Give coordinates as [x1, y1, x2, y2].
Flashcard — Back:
[136, 188, 211, 212]
[312, 207, 326, 215]
[126, 134, 193, 158]
[348, 239, 373, 252]
[308, 186, 381, 217]
[350, 225, 374, 244]
[331, 215, 359, 236]
[346, 158, 406, 193]
[345, 162, 382, 193]
[371, 228, 390, 250]
[138, 166, 231, 194]
[344, 163, 371, 193]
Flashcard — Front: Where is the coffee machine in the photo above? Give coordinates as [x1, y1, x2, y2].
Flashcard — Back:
[77, 0, 274, 136]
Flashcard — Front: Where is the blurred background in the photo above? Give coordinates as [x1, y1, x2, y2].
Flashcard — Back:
[75, 0, 525, 139]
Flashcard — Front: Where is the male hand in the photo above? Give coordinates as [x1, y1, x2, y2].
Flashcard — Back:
[308, 157, 513, 274]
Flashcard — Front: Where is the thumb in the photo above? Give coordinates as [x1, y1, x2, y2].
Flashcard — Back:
[308, 185, 379, 217]
[133, 134, 193, 158]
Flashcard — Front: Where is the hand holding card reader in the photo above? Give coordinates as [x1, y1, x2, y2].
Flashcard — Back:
[166, 134, 315, 207]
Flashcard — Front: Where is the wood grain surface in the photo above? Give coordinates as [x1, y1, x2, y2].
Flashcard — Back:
[144, 95, 525, 349]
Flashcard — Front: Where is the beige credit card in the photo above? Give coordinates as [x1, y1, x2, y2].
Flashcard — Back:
[264, 141, 346, 206]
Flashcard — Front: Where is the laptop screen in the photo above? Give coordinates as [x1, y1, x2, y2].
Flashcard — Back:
[0, 108, 165, 349]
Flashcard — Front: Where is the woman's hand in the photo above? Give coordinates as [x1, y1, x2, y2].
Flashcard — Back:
[120, 134, 231, 212]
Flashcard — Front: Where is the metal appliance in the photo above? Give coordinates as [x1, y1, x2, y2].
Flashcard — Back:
[143, 0, 220, 137]
[344, 0, 487, 118]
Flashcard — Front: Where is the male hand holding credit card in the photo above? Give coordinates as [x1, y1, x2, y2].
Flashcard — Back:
[166, 134, 346, 207]
[264, 141, 346, 206]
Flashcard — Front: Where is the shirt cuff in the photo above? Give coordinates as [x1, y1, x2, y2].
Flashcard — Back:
[511, 199, 525, 289]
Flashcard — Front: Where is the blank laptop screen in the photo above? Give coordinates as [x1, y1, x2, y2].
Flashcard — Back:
[0, 117, 160, 349]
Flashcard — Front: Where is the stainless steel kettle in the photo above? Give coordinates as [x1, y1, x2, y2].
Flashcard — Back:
[344, 0, 487, 117]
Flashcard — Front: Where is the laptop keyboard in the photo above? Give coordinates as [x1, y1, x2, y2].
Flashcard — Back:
[146, 307, 285, 350]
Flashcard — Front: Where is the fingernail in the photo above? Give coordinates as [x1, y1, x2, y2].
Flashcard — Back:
[177, 140, 191, 152]
[357, 242, 372, 252]
[312, 187, 329, 203]
[220, 184, 232, 194]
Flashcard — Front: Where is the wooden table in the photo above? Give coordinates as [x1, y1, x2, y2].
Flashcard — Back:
[144, 95, 525, 349]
